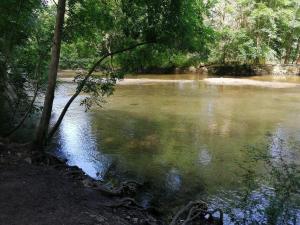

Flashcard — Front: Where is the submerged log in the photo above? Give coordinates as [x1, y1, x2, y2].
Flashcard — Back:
[170, 200, 223, 225]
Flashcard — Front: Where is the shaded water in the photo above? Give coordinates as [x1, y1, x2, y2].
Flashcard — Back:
[53, 74, 300, 223]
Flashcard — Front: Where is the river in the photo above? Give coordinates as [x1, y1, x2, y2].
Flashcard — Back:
[52, 74, 300, 224]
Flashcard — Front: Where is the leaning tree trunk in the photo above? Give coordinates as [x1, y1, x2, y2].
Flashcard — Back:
[34, 0, 66, 147]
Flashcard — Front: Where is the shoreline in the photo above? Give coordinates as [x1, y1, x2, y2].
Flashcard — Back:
[0, 141, 160, 225]
[0, 140, 221, 225]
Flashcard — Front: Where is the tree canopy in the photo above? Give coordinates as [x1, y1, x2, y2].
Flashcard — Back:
[209, 0, 300, 64]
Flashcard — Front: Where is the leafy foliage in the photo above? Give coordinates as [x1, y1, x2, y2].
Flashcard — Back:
[60, 0, 214, 71]
[208, 0, 300, 64]
[0, 0, 53, 131]
[75, 70, 125, 110]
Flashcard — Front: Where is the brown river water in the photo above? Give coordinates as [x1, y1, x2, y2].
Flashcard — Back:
[51, 74, 300, 224]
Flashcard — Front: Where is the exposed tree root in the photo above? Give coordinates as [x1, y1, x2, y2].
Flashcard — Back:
[102, 197, 142, 209]
[81, 178, 142, 196]
[100, 198, 161, 225]
[93, 180, 142, 196]
[170, 201, 223, 225]
[206, 208, 223, 224]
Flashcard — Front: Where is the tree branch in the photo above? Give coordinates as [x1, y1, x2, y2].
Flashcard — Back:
[47, 41, 155, 140]
[51, 0, 58, 7]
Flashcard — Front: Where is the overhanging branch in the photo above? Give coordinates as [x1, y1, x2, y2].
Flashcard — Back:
[47, 40, 155, 140]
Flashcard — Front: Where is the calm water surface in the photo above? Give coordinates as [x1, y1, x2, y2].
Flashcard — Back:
[53, 74, 300, 223]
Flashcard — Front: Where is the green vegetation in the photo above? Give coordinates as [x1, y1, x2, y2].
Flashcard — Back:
[59, 0, 213, 71]
[0, 0, 53, 133]
[59, 0, 300, 70]
[209, 0, 300, 64]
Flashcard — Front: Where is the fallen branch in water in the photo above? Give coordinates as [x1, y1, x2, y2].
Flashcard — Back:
[170, 200, 223, 225]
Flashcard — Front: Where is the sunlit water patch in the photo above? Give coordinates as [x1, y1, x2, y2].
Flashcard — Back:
[52, 83, 111, 180]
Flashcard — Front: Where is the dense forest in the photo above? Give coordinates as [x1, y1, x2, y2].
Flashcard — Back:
[59, 0, 300, 70]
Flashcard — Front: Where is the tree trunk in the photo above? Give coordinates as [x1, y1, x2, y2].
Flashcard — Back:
[295, 39, 300, 64]
[34, 0, 66, 147]
[255, 35, 260, 64]
[284, 46, 291, 64]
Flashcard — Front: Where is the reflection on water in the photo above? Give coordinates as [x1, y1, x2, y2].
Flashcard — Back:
[211, 137, 300, 224]
[165, 168, 182, 192]
[198, 147, 212, 166]
[57, 113, 111, 180]
[53, 84, 111, 180]
[52, 75, 300, 223]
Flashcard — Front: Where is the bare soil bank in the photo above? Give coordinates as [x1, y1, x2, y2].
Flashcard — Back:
[0, 142, 159, 225]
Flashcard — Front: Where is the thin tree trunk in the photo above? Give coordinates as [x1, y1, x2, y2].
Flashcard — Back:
[255, 35, 260, 64]
[295, 39, 300, 64]
[284, 46, 291, 64]
[34, 0, 66, 147]
[286, 3, 299, 64]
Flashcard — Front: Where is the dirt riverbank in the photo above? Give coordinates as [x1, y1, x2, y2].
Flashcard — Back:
[0, 142, 160, 225]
